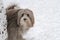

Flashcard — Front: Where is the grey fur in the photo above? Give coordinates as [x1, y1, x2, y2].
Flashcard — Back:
[6, 5, 34, 40]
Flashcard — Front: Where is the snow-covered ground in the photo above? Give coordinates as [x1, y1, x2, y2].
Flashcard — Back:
[3, 0, 60, 40]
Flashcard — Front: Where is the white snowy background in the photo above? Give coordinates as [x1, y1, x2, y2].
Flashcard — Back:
[2, 0, 60, 40]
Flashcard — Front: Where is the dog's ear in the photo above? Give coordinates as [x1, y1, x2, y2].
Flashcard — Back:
[25, 9, 35, 26]
[17, 9, 23, 26]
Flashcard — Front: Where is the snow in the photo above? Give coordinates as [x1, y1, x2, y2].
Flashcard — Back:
[3, 0, 60, 40]
[0, 0, 8, 40]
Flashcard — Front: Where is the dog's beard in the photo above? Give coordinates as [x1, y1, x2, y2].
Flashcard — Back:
[20, 15, 32, 34]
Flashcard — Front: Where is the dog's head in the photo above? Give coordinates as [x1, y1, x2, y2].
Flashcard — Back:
[17, 9, 34, 31]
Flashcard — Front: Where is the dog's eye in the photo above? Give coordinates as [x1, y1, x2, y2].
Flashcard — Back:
[21, 14, 24, 17]
[27, 14, 29, 17]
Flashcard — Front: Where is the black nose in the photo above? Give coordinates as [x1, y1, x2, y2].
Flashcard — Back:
[24, 18, 27, 21]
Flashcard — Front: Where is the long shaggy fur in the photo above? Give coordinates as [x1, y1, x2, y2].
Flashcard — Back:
[6, 5, 34, 40]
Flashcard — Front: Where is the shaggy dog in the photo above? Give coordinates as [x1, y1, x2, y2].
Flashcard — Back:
[6, 5, 34, 40]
